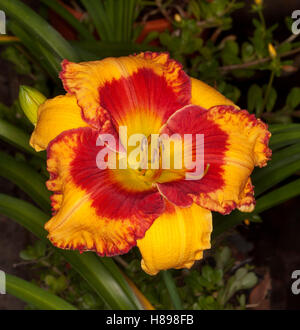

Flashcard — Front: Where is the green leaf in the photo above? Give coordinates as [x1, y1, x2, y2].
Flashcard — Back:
[287, 87, 300, 109]
[266, 87, 277, 112]
[269, 123, 300, 134]
[221, 40, 240, 65]
[240, 272, 257, 290]
[162, 271, 183, 310]
[0, 119, 45, 158]
[61, 251, 139, 310]
[218, 268, 257, 306]
[34, 240, 47, 258]
[45, 275, 68, 294]
[41, 0, 94, 41]
[0, 151, 51, 212]
[241, 42, 254, 61]
[1, 46, 31, 75]
[222, 83, 241, 103]
[100, 258, 144, 310]
[0, 194, 48, 240]
[255, 178, 300, 214]
[6, 273, 77, 310]
[81, 0, 138, 42]
[270, 130, 300, 150]
[0, 0, 79, 61]
[20, 241, 47, 260]
[202, 265, 214, 282]
[81, 0, 110, 41]
[9, 21, 61, 82]
[253, 144, 300, 195]
[20, 249, 37, 261]
[255, 159, 300, 196]
[247, 84, 263, 113]
[215, 246, 232, 271]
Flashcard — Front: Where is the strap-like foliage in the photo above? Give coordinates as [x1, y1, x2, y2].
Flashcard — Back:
[6, 274, 78, 310]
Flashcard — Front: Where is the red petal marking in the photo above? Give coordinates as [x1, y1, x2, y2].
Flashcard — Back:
[99, 67, 190, 134]
[157, 105, 227, 208]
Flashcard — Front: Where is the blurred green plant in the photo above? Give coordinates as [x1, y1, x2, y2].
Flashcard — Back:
[121, 246, 257, 310]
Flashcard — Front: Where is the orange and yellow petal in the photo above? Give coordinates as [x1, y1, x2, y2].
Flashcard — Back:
[30, 94, 89, 151]
[191, 78, 237, 109]
[157, 105, 271, 214]
[46, 127, 165, 256]
[59, 52, 190, 138]
[137, 203, 212, 276]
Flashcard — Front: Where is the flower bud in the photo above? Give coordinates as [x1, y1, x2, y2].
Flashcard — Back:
[19, 85, 46, 125]
[244, 219, 250, 226]
[268, 43, 277, 59]
[174, 13, 182, 23]
[254, 0, 262, 5]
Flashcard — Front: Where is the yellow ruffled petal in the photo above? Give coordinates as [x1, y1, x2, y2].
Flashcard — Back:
[191, 77, 237, 109]
[30, 94, 89, 151]
[137, 203, 212, 275]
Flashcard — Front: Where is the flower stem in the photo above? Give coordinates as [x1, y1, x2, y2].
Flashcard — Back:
[259, 70, 275, 116]
[162, 270, 183, 310]
[258, 9, 266, 36]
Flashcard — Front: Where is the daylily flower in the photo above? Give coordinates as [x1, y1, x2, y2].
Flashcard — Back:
[30, 52, 271, 275]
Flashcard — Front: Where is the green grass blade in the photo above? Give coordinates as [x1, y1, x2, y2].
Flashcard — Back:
[162, 270, 183, 310]
[127, 0, 137, 41]
[41, 0, 94, 41]
[6, 273, 77, 310]
[0, 0, 79, 61]
[0, 118, 45, 159]
[269, 123, 300, 134]
[117, 0, 125, 42]
[0, 152, 51, 212]
[81, 0, 110, 41]
[104, 0, 116, 39]
[101, 258, 144, 309]
[9, 21, 61, 83]
[61, 251, 138, 310]
[253, 143, 300, 195]
[0, 194, 48, 240]
[255, 178, 300, 214]
[254, 159, 300, 196]
[269, 130, 300, 150]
